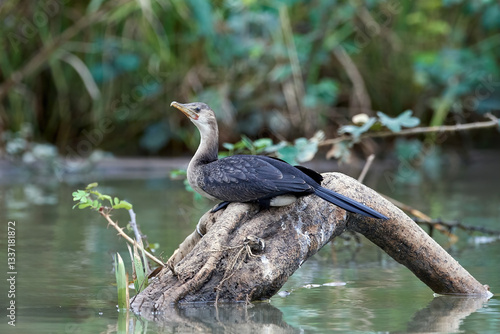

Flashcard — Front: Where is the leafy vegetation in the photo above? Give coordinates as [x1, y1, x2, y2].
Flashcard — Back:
[72, 182, 132, 210]
[73, 182, 151, 309]
[114, 253, 129, 310]
[1, 0, 499, 159]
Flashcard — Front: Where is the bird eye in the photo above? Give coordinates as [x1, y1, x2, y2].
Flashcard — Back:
[194, 107, 200, 112]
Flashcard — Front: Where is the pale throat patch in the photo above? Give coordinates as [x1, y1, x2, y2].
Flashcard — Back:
[270, 195, 297, 206]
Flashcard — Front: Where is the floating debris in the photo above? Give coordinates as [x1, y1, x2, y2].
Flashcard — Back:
[323, 282, 347, 287]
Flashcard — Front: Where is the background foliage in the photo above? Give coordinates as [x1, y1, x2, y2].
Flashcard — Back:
[1, 0, 499, 158]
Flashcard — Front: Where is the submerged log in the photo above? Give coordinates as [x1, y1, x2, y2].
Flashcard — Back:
[131, 173, 491, 312]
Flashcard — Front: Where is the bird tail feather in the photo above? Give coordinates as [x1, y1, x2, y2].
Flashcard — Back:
[314, 187, 387, 219]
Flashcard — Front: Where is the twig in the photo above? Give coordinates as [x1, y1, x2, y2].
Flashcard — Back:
[128, 208, 151, 273]
[357, 154, 375, 183]
[99, 208, 165, 267]
[320, 113, 499, 147]
[381, 194, 458, 242]
[414, 218, 500, 236]
[128, 209, 142, 243]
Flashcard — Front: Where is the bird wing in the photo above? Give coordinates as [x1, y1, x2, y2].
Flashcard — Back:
[199, 155, 314, 202]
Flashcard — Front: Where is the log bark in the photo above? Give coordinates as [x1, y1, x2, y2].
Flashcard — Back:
[131, 173, 491, 312]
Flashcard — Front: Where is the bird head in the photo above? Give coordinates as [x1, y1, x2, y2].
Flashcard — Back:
[171, 101, 215, 122]
[171, 101, 218, 137]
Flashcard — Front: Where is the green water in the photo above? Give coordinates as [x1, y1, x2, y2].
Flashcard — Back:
[0, 154, 499, 333]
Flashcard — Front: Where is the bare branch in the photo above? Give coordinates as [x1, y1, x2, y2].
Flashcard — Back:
[382, 194, 458, 243]
[99, 209, 165, 267]
[357, 154, 375, 183]
[414, 218, 500, 236]
[320, 113, 499, 147]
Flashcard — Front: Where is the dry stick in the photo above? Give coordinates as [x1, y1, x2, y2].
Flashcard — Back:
[128, 209, 142, 244]
[100, 210, 165, 267]
[381, 195, 458, 243]
[320, 113, 499, 147]
[127, 208, 151, 273]
[357, 154, 375, 183]
[414, 218, 500, 236]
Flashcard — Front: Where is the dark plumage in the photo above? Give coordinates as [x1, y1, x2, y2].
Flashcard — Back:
[171, 101, 387, 219]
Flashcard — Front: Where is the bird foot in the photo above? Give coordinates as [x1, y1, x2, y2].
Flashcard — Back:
[211, 201, 231, 213]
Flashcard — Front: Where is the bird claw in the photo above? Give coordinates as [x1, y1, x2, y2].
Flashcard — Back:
[211, 201, 231, 213]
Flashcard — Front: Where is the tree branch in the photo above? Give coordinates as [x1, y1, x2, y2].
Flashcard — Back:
[320, 113, 499, 147]
[414, 218, 500, 237]
[99, 208, 165, 268]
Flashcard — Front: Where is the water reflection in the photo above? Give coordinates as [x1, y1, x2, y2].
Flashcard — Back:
[128, 303, 301, 333]
[120, 295, 492, 334]
[407, 295, 490, 333]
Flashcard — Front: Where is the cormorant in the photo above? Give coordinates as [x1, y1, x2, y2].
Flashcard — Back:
[171, 101, 387, 219]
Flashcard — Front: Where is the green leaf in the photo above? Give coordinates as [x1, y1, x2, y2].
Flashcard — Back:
[303, 79, 339, 108]
[338, 117, 377, 142]
[253, 138, 273, 149]
[169, 169, 187, 180]
[114, 253, 129, 310]
[264, 141, 288, 154]
[86, 182, 98, 190]
[222, 143, 234, 151]
[253, 138, 274, 153]
[276, 145, 299, 165]
[133, 244, 148, 292]
[377, 110, 420, 132]
[78, 203, 91, 209]
[240, 135, 254, 151]
[233, 140, 247, 150]
[328, 141, 352, 164]
[294, 137, 318, 163]
[113, 200, 133, 210]
[100, 194, 112, 201]
[114, 197, 120, 205]
[218, 152, 229, 158]
[183, 179, 203, 201]
[72, 190, 88, 201]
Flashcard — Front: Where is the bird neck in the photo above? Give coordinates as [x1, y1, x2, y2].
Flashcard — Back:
[191, 120, 219, 167]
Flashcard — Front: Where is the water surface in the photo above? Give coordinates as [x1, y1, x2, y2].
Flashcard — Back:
[0, 153, 498, 333]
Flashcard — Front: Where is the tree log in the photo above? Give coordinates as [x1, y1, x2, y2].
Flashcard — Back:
[131, 173, 491, 312]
